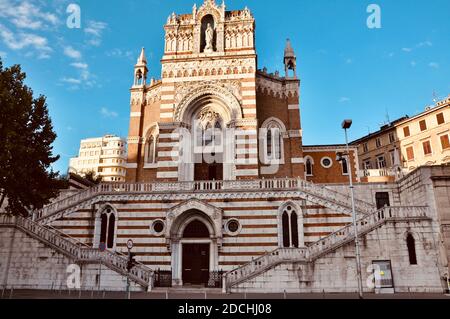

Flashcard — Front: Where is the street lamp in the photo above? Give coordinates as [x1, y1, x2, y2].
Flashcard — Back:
[340, 119, 364, 299]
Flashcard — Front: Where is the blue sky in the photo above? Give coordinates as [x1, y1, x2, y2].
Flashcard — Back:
[0, 0, 449, 174]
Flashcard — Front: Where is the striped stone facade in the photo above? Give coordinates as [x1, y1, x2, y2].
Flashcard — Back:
[50, 190, 353, 272]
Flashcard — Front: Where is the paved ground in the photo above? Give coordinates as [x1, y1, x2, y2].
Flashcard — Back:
[1, 288, 450, 300]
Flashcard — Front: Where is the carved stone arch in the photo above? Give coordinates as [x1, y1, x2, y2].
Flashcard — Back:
[143, 123, 160, 143]
[174, 83, 243, 124]
[96, 203, 118, 218]
[196, 4, 222, 24]
[304, 155, 315, 165]
[261, 117, 287, 132]
[165, 199, 223, 245]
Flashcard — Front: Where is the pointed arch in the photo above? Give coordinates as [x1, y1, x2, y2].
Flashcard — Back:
[278, 202, 304, 248]
[406, 233, 418, 265]
[261, 117, 286, 163]
[144, 124, 160, 165]
[305, 155, 314, 177]
[95, 204, 118, 250]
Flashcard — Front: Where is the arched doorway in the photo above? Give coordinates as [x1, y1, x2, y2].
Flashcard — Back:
[176, 84, 243, 182]
[182, 220, 211, 285]
[167, 204, 222, 287]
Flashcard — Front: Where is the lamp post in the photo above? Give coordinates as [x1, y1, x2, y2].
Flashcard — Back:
[341, 119, 364, 299]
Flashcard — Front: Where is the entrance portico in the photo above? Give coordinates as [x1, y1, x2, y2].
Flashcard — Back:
[166, 199, 223, 287]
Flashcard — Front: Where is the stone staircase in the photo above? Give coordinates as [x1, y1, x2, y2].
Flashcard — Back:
[222, 206, 430, 291]
[0, 214, 154, 291]
[34, 179, 376, 225]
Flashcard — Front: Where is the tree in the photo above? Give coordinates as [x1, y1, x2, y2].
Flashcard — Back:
[0, 58, 62, 216]
[80, 171, 102, 185]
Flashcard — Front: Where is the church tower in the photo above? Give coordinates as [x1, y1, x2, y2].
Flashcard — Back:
[284, 39, 297, 78]
[126, 0, 305, 183]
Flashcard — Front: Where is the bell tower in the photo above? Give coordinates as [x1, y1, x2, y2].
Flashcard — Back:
[133, 47, 148, 87]
[284, 39, 297, 78]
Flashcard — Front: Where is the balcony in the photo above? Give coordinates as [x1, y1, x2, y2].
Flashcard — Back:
[358, 168, 405, 183]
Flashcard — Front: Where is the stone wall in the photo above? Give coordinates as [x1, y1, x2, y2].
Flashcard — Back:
[0, 226, 142, 292]
[232, 219, 445, 293]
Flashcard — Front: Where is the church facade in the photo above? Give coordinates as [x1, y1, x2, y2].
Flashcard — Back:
[1, 0, 449, 294]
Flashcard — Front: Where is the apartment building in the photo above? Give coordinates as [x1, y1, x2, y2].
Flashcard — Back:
[351, 117, 407, 182]
[351, 95, 450, 182]
[397, 97, 450, 172]
[69, 135, 127, 182]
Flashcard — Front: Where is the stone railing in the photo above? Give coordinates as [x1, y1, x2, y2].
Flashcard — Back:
[35, 178, 376, 223]
[0, 214, 153, 290]
[223, 248, 308, 290]
[308, 206, 429, 260]
[359, 168, 396, 178]
[223, 206, 429, 291]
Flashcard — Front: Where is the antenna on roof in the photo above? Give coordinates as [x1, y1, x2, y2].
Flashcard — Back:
[385, 108, 391, 125]
[432, 90, 438, 104]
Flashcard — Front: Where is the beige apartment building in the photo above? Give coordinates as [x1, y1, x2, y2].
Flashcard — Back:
[69, 135, 127, 182]
[351, 117, 407, 183]
[398, 96, 450, 172]
[351, 95, 450, 182]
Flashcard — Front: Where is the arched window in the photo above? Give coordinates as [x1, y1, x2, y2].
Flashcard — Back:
[107, 214, 116, 249]
[204, 122, 213, 146]
[281, 205, 299, 248]
[145, 127, 159, 164]
[407, 233, 417, 265]
[198, 114, 222, 148]
[135, 69, 143, 86]
[267, 130, 273, 157]
[341, 158, 349, 175]
[305, 157, 314, 176]
[261, 118, 285, 163]
[99, 207, 116, 249]
[290, 212, 299, 248]
[282, 212, 290, 247]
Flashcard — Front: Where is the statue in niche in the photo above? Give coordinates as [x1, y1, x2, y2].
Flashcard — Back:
[204, 23, 215, 53]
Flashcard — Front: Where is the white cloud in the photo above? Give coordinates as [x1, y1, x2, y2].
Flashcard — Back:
[106, 48, 134, 60]
[100, 107, 118, 118]
[429, 62, 439, 69]
[417, 41, 433, 48]
[0, 23, 52, 58]
[85, 20, 107, 46]
[61, 77, 82, 84]
[339, 97, 350, 103]
[70, 62, 88, 69]
[0, 0, 59, 31]
[0, 51, 6, 58]
[402, 48, 412, 53]
[63, 46, 82, 59]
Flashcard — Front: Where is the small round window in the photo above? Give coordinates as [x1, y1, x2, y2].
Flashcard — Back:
[321, 157, 333, 168]
[151, 220, 165, 235]
[226, 219, 241, 235]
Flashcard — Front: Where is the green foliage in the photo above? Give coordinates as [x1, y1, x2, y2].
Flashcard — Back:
[80, 171, 102, 185]
[0, 58, 62, 216]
